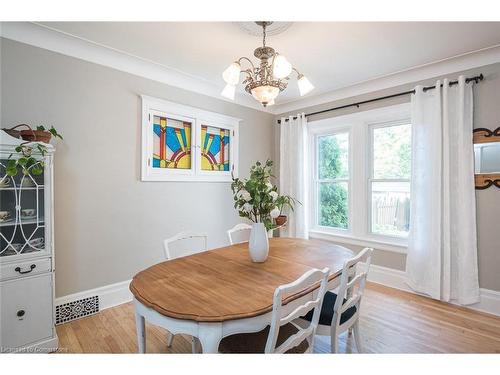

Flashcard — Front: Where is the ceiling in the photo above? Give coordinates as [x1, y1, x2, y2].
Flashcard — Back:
[39, 22, 500, 107]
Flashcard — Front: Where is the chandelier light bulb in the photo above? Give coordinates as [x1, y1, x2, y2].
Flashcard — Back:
[273, 55, 292, 79]
[251, 85, 280, 106]
[222, 62, 241, 85]
[221, 84, 236, 100]
[267, 99, 275, 106]
[297, 74, 314, 96]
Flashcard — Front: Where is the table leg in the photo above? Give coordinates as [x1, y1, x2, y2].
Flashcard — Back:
[135, 311, 146, 353]
[192, 337, 202, 353]
[197, 323, 222, 354]
[167, 332, 174, 347]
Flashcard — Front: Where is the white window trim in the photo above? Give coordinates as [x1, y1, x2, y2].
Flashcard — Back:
[141, 95, 240, 182]
[367, 119, 411, 241]
[309, 127, 353, 235]
[309, 230, 408, 254]
[307, 103, 411, 253]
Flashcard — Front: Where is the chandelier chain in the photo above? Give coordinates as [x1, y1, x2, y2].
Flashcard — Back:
[262, 23, 266, 47]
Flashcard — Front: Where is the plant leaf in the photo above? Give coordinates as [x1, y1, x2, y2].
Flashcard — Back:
[6, 167, 18, 177]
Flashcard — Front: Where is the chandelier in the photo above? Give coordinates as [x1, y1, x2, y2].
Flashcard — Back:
[221, 22, 314, 107]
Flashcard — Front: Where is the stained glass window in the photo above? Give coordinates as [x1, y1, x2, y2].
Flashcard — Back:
[201, 125, 231, 171]
[152, 115, 192, 169]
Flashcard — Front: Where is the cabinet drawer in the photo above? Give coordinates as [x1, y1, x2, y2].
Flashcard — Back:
[0, 273, 54, 350]
[0, 258, 51, 281]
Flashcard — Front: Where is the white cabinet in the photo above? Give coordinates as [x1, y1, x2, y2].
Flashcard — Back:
[0, 273, 54, 349]
[0, 132, 57, 352]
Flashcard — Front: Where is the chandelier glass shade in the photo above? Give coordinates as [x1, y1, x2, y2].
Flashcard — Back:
[221, 22, 314, 107]
[222, 62, 241, 86]
[272, 55, 292, 79]
[221, 83, 236, 100]
[251, 85, 280, 103]
[297, 74, 314, 97]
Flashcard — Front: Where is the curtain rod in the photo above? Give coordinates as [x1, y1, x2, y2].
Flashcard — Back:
[277, 73, 484, 124]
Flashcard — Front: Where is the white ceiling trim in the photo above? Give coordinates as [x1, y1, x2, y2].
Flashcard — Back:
[273, 44, 500, 115]
[0, 22, 272, 113]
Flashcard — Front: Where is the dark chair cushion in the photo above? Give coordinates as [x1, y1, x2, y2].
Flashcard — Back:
[302, 291, 357, 326]
[218, 323, 309, 354]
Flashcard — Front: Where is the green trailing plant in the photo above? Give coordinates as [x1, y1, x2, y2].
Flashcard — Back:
[36, 125, 64, 140]
[231, 159, 296, 231]
[4, 125, 63, 177]
[6, 144, 47, 177]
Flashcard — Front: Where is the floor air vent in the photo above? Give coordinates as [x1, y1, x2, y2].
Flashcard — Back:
[56, 295, 100, 325]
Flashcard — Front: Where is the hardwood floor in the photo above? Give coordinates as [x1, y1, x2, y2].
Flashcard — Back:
[56, 282, 500, 354]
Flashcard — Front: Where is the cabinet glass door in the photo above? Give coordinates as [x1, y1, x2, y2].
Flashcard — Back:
[0, 156, 47, 257]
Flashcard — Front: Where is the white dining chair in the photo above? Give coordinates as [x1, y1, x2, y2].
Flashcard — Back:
[226, 223, 252, 245]
[294, 247, 373, 353]
[162, 231, 208, 351]
[163, 231, 208, 260]
[218, 267, 330, 353]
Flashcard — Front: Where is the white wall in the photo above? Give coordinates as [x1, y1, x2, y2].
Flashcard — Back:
[0, 38, 276, 297]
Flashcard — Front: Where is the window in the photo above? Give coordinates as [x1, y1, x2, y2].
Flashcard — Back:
[141, 95, 239, 182]
[201, 125, 231, 172]
[152, 114, 193, 170]
[370, 123, 411, 237]
[316, 132, 349, 230]
[309, 103, 411, 251]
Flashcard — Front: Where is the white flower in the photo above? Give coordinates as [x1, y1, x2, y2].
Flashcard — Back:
[270, 207, 280, 219]
[243, 203, 253, 213]
[269, 191, 278, 201]
[266, 182, 273, 191]
[240, 190, 251, 201]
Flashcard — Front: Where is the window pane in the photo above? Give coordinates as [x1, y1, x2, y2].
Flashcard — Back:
[371, 181, 410, 237]
[153, 115, 192, 169]
[318, 182, 348, 229]
[373, 124, 411, 179]
[201, 125, 230, 171]
[318, 133, 349, 179]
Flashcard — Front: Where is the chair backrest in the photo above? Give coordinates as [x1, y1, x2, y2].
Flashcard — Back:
[163, 231, 208, 260]
[331, 247, 373, 328]
[227, 223, 252, 245]
[265, 267, 330, 354]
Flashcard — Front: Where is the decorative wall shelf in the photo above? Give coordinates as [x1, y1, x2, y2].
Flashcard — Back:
[473, 126, 500, 190]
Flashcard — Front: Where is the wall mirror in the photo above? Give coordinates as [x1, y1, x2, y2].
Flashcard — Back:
[473, 127, 500, 189]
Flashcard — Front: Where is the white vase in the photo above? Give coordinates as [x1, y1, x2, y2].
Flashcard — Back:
[248, 222, 269, 263]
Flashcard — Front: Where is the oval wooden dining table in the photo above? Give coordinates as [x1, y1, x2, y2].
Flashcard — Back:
[130, 237, 354, 353]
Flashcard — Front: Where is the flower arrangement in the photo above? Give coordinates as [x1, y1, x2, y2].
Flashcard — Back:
[231, 159, 295, 231]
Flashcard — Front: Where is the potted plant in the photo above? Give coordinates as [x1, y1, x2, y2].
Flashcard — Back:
[20, 125, 63, 143]
[2, 124, 63, 177]
[274, 195, 294, 227]
[231, 159, 295, 262]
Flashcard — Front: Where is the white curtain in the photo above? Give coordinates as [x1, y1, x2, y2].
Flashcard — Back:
[279, 113, 308, 239]
[406, 76, 480, 305]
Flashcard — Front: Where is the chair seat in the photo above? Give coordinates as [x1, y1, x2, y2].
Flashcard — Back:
[302, 291, 357, 326]
[218, 323, 309, 354]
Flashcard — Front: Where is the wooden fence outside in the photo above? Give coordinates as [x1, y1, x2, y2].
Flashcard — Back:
[372, 195, 410, 231]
